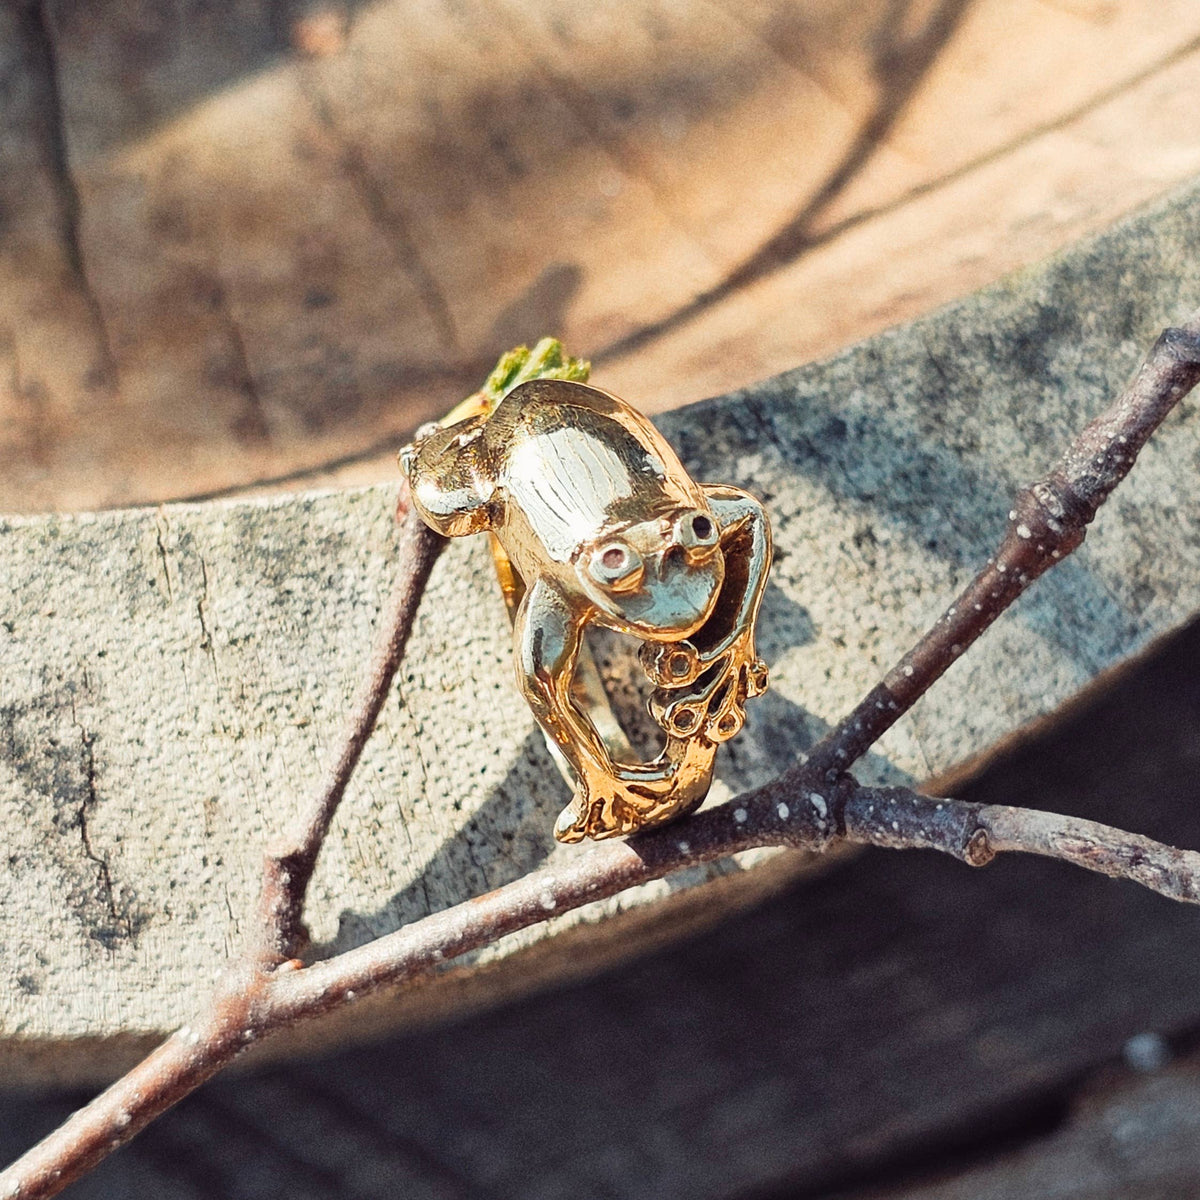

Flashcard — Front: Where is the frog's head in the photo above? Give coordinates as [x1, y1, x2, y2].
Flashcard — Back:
[577, 505, 724, 639]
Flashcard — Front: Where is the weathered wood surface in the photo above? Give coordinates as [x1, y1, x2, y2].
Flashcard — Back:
[4, 0, 1200, 511]
[3, 179, 1200, 1085]
[6, 613, 1200, 1197]
[860, 1051, 1200, 1200]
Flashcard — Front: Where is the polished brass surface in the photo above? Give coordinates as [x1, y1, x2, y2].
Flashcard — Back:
[401, 379, 772, 842]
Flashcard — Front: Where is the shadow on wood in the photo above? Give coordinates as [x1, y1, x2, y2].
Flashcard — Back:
[6, 602, 1200, 1197]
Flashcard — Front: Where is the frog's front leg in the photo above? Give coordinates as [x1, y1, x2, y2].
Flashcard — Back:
[643, 486, 772, 742]
[400, 413, 494, 538]
[516, 578, 675, 842]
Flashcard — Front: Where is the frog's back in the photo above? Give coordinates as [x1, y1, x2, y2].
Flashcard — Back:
[487, 379, 701, 561]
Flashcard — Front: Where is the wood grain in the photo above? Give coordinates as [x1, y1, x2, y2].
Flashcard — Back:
[3, 0, 1200, 510]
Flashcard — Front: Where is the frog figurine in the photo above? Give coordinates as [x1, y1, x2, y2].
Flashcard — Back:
[401, 377, 771, 842]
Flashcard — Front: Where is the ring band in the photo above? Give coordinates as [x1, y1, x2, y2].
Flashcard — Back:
[402, 373, 771, 842]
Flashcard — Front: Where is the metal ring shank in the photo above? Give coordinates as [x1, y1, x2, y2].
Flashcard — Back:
[429, 385, 638, 791]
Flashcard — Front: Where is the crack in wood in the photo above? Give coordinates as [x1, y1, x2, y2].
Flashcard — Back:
[21, 0, 120, 392]
[68, 695, 135, 947]
[153, 513, 174, 605]
[297, 71, 460, 355]
[209, 280, 271, 446]
[195, 555, 220, 684]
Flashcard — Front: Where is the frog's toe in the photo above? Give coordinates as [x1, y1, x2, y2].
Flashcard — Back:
[708, 702, 745, 743]
[640, 639, 704, 687]
[588, 818, 626, 840]
[553, 803, 588, 844]
[580, 794, 639, 839]
[746, 657, 769, 697]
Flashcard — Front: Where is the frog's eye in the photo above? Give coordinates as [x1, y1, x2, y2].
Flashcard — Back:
[589, 541, 644, 590]
[675, 509, 720, 553]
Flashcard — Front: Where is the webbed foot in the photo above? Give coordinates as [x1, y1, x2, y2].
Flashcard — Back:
[554, 759, 682, 842]
[646, 638, 768, 743]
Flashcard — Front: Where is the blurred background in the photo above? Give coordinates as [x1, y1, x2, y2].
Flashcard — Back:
[4, 0, 1200, 512]
[7, 1, 1200, 1196]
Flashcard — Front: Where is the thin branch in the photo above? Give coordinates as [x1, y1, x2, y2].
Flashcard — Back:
[255, 336, 588, 962]
[11, 767, 1200, 1197]
[0, 970, 265, 1199]
[0, 487, 446, 1197]
[6, 315, 1200, 1197]
[267, 776, 1200, 1024]
[840, 786, 1200, 903]
[255, 780, 1200, 1028]
[808, 307, 1200, 776]
[255, 491, 446, 964]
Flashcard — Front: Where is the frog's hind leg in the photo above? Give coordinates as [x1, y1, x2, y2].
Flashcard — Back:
[515, 578, 669, 841]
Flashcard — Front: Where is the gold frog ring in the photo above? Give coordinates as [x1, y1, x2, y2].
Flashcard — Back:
[400, 346, 771, 843]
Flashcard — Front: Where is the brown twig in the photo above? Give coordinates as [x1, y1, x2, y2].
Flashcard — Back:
[11, 767, 1200, 1197]
[262, 777, 1200, 1022]
[5, 315, 1200, 1197]
[0, 491, 446, 1198]
[807, 307, 1200, 776]
[255, 491, 446, 964]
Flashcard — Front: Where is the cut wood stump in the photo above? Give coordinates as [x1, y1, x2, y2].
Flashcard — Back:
[4, 0, 1200, 511]
[3, 178, 1200, 1084]
[8, 610, 1200, 1197]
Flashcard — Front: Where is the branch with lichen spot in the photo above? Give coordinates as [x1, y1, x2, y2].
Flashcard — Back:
[9, 767, 1200, 1198]
[5, 314, 1200, 1199]
[807, 306, 1200, 777]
